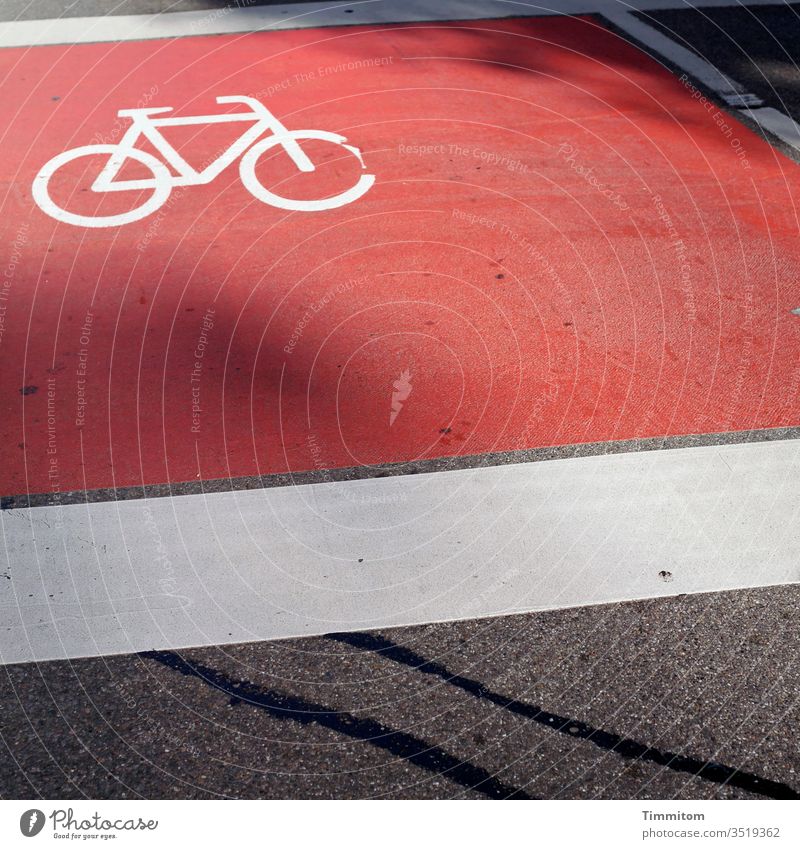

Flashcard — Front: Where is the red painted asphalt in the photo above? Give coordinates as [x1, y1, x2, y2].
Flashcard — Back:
[1, 15, 798, 496]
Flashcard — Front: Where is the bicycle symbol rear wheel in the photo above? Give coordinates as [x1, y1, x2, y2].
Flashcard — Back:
[32, 145, 173, 229]
[239, 130, 375, 212]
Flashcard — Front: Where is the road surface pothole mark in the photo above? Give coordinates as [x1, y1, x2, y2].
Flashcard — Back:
[327, 632, 800, 800]
[141, 650, 532, 800]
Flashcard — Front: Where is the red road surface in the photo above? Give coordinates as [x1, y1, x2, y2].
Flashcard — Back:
[1, 15, 799, 496]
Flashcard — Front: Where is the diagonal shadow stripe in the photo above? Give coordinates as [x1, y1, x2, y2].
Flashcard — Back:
[326, 632, 800, 800]
[141, 649, 532, 800]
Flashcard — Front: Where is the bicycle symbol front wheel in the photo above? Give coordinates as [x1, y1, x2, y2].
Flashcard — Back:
[239, 130, 375, 212]
[32, 144, 173, 229]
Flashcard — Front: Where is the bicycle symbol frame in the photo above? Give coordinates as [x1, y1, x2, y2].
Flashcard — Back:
[32, 95, 375, 228]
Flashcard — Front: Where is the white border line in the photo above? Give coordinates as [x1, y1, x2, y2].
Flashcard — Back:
[0, 0, 796, 48]
[602, 8, 756, 104]
[740, 106, 800, 148]
[605, 8, 800, 152]
[2, 438, 799, 665]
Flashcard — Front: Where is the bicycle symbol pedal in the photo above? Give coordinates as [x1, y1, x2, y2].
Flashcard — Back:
[32, 95, 375, 228]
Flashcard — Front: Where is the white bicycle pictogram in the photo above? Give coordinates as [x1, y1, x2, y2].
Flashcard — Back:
[32, 95, 375, 228]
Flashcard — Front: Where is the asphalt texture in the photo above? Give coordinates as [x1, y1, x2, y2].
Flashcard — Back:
[3, 587, 800, 799]
[2, 0, 800, 800]
[642, 2, 800, 122]
[634, 2, 800, 163]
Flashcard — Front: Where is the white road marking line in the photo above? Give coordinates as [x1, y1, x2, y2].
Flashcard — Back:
[605, 9, 800, 152]
[2, 439, 798, 665]
[602, 9, 760, 107]
[0, 0, 796, 48]
[740, 106, 800, 150]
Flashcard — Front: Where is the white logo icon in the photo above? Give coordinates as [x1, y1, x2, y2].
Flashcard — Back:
[390, 369, 413, 426]
[20, 808, 46, 837]
[32, 95, 375, 228]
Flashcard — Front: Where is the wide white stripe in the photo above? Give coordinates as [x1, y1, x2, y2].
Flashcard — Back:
[2, 439, 798, 665]
[0, 0, 795, 48]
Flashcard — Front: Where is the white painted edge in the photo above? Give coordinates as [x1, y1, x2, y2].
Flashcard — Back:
[739, 106, 800, 151]
[2, 439, 799, 665]
[0, 0, 796, 48]
[602, 9, 752, 102]
[605, 8, 800, 153]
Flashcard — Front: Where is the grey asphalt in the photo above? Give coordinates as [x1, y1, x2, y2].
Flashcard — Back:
[634, 2, 800, 164]
[2, 0, 800, 801]
[642, 2, 800, 123]
[2, 586, 799, 799]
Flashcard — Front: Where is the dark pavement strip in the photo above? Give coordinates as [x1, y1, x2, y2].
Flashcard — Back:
[630, 2, 800, 163]
[3, 586, 799, 799]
